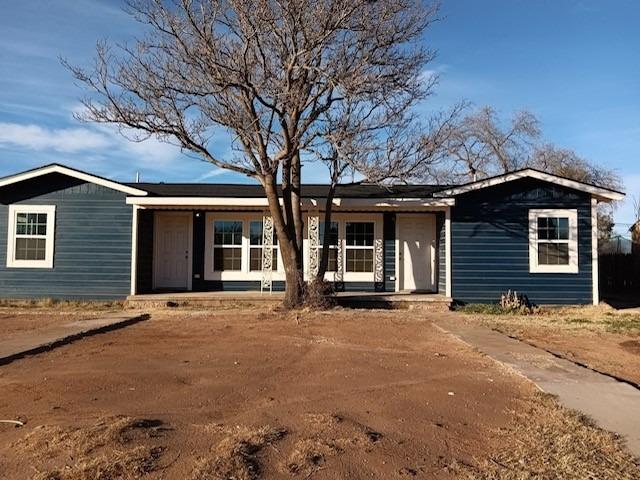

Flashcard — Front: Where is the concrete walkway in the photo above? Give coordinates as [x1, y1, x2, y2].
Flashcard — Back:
[0, 312, 149, 366]
[436, 317, 640, 457]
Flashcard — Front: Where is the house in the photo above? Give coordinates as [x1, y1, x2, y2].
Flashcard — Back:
[0, 163, 624, 304]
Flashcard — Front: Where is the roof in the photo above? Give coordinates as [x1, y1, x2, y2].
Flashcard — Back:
[0, 163, 625, 203]
[127, 183, 449, 199]
[434, 168, 624, 202]
[0, 163, 148, 196]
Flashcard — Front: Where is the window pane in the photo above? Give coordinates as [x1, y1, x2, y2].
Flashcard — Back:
[319, 221, 339, 246]
[346, 249, 373, 272]
[249, 221, 277, 246]
[346, 222, 373, 246]
[538, 242, 569, 266]
[318, 247, 337, 272]
[15, 238, 46, 261]
[250, 248, 278, 271]
[557, 218, 569, 240]
[213, 247, 242, 271]
[537, 216, 569, 241]
[214, 221, 242, 245]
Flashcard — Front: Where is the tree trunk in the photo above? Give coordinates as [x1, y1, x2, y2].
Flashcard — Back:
[263, 174, 305, 308]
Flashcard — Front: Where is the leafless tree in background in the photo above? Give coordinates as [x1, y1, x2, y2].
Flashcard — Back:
[418, 105, 622, 238]
[64, 0, 445, 307]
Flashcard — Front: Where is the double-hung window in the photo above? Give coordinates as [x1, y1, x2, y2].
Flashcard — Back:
[249, 221, 278, 271]
[7, 205, 56, 268]
[318, 221, 339, 272]
[213, 220, 242, 271]
[529, 209, 578, 273]
[345, 222, 374, 272]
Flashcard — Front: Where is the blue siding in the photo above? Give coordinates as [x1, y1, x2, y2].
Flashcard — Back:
[0, 175, 132, 300]
[451, 178, 593, 305]
[383, 213, 395, 292]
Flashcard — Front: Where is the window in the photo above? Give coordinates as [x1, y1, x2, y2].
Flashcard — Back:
[318, 221, 339, 272]
[345, 222, 374, 273]
[249, 221, 278, 271]
[213, 220, 242, 271]
[7, 205, 56, 268]
[529, 209, 578, 273]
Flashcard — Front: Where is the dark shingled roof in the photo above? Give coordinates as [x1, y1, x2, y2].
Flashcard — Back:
[125, 183, 451, 198]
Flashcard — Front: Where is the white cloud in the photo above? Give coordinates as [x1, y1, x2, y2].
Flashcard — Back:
[0, 122, 111, 153]
[193, 168, 228, 182]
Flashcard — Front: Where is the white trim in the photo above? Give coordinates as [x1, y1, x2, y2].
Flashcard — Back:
[434, 169, 624, 202]
[152, 211, 193, 290]
[130, 205, 139, 295]
[6, 204, 56, 269]
[445, 208, 452, 297]
[0, 164, 148, 196]
[127, 196, 455, 209]
[529, 209, 579, 274]
[592, 197, 599, 305]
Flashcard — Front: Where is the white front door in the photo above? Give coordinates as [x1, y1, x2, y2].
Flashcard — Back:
[398, 215, 436, 292]
[154, 212, 192, 290]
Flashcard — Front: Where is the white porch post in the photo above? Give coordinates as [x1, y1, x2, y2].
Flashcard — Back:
[261, 215, 274, 294]
[308, 215, 319, 277]
[445, 208, 452, 298]
[592, 197, 599, 305]
[130, 205, 139, 296]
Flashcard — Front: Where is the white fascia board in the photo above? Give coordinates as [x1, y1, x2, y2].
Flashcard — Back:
[434, 169, 624, 202]
[0, 164, 148, 196]
[126, 196, 456, 208]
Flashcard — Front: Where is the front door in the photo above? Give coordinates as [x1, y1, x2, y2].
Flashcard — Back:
[154, 212, 192, 290]
[398, 215, 436, 292]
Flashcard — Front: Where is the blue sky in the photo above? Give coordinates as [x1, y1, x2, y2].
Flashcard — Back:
[0, 0, 639, 230]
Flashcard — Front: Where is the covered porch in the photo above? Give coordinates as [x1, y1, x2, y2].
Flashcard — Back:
[127, 195, 453, 298]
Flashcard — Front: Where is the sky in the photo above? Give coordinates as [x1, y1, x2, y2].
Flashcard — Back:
[0, 0, 638, 231]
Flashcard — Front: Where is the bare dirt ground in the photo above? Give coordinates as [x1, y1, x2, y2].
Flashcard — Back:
[0, 307, 638, 479]
[0, 311, 110, 338]
[459, 305, 640, 386]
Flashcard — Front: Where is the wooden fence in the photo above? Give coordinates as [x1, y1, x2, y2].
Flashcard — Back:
[599, 253, 640, 294]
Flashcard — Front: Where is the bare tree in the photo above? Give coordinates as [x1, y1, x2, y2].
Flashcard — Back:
[529, 144, 622, 240]
[432, 105, 540, 182]
[64, 0, 442, 307]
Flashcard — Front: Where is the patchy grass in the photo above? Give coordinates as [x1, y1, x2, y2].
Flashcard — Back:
[459, 304, 640, 335]
[0, 298, 124, 311]
[455, 392, 640, 480]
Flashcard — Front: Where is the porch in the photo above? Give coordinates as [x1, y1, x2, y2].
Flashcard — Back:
[129, 200, 452, 298]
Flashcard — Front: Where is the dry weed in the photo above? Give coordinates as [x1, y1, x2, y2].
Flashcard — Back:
[455, 392, 640, 479]
[192, 424, 287, 480]
[15, 416, 168, 480]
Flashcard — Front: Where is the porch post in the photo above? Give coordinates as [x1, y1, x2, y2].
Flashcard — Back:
[130, 205, 139, 296]
[592, 197, 599, 305]
[308, 215, 319, 277]
[261, 215, 274, 294]
[445, 207, 452, 298]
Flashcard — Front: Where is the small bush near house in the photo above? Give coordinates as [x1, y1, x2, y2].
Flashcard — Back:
[455, 291, 535, 315]
[303, 279, 336, 309]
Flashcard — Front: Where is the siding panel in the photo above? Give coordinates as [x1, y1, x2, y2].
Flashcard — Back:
[0, 177, 132, 300]
[451, 178, 593, 305]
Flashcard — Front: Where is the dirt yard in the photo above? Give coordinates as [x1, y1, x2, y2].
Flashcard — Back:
[459, 305, 640, 387]
[0, 307, 638, 479]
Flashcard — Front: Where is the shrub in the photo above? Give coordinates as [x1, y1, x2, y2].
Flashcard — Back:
[303, 279, 336, 309]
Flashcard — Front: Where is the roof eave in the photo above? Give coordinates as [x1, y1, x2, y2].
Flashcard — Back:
[433, 169, 625, 202]
[0, 164, 149, 196]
